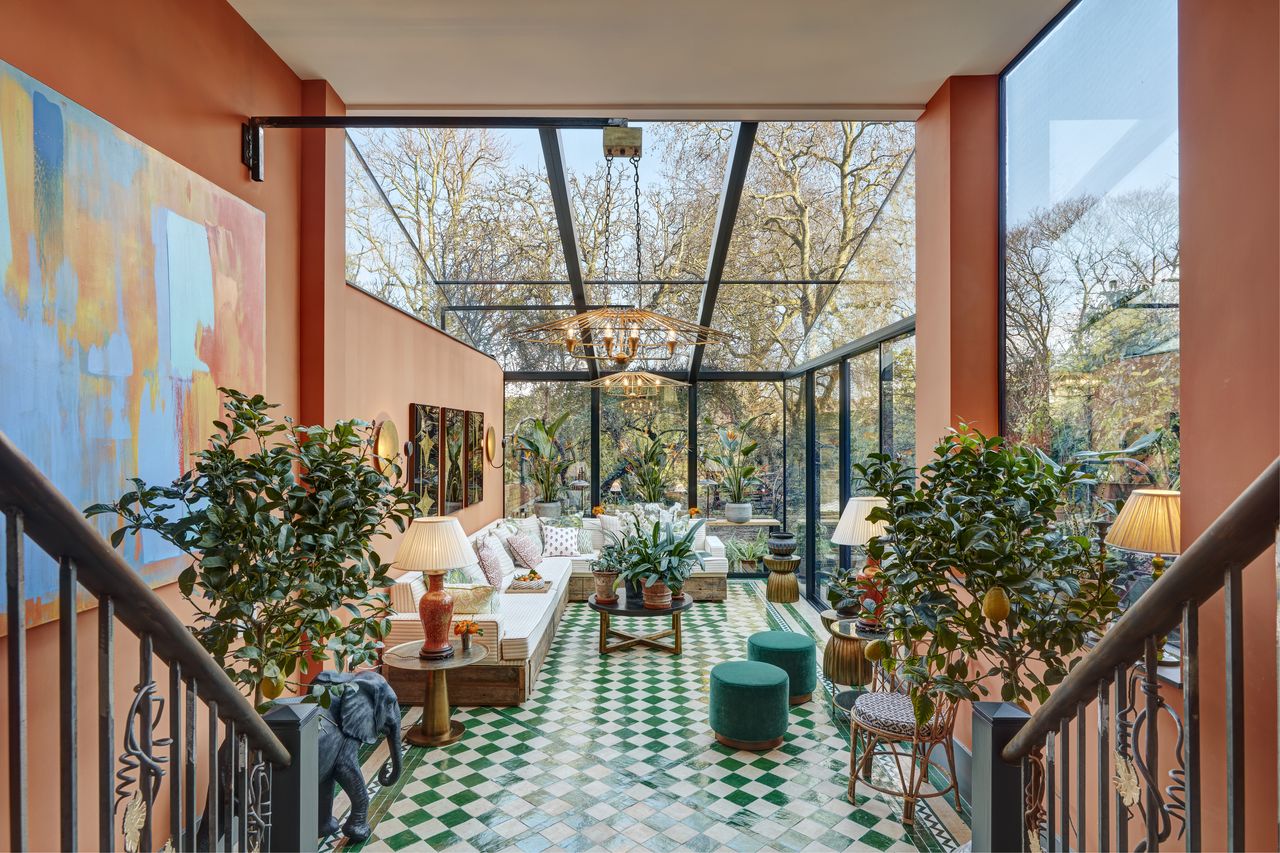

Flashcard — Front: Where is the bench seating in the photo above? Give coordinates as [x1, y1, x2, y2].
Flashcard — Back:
[382, 515, 726, 706]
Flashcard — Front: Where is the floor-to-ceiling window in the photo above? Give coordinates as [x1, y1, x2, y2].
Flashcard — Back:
[1002, 0, 1179, 506]
[813, 366, 842, 602]
[783, 377, 807, 599]
[600, 387, 689, 509]
[503, 382, 592, 516]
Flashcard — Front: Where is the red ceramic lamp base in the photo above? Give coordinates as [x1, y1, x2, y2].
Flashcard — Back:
[418, 571, 455, 660]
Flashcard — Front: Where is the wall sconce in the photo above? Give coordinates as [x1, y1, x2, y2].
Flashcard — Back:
[485, 425, 504, 469]
[372, 416, 400, 475]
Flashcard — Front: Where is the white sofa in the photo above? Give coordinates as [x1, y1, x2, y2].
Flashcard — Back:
[382, 515, 727, 706]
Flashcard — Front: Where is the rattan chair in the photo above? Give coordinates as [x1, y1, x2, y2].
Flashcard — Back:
[847, 673, 959, 825]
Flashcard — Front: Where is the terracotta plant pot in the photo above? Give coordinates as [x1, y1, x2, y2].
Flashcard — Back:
[592, 570, 619, 604]
[767, 531, 797, 557]
[642, 580, 673, 610]
[739, 559, 758, 572]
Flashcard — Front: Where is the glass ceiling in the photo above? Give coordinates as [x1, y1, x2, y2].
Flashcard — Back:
[345, 121, 916, 374]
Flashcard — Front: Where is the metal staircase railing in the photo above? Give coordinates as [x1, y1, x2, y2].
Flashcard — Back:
[1, 431, 290, 851]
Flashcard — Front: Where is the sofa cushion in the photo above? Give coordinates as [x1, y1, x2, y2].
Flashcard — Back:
[497, 557, 571, 661]
[475, 536, 510, 587]
[542, 526, 580, 557]
[450, 583, 497, 614]
[507, 533, 543, 570]
[510, 516, 544, 553]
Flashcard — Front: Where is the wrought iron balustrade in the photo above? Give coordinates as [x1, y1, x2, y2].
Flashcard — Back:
[1001, 457, 1279, 852]
[1, 431, 291, 851]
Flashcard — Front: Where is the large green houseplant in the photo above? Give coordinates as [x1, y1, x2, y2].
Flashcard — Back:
[625, 430, 675, 503]
[617, 520, 705, 609]
[854, 426, 1120, 723]
[515, 413, 573, 517]
[87, 388, 417, 707]
[706, 415, 763, 522]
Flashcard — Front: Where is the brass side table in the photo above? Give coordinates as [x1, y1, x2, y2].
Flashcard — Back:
[823, 617, 882, 687]
[764, 555, 800, 603]
[385, 640, 488, 747]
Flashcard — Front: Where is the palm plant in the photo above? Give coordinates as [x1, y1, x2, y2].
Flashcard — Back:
[516, 413, 573, 503]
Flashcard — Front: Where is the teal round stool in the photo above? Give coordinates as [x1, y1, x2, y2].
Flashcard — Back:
[747, 630, 818, 704]
[709, 661, 789, 750]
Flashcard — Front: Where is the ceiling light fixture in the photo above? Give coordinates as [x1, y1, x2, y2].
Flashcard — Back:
[586, 370, 689, 399]
[515, 125, 726, 367]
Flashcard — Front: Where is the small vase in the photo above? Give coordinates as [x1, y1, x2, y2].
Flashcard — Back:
[767, 531, 797, 557]
[642, 580, 673, 610]
[624, 578, 644, 603]
[593, 570, 619, 604]
[418, 572, 455, 660]
[461, 632, 472, 653]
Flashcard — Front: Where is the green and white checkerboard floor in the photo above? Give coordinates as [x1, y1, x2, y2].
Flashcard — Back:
[329, 581, 970, 852]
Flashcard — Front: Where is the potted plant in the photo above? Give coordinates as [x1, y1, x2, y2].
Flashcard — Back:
[454, 620, 483, 653]
[515, 413, 573, 518]
[618, 520, 705, 609]
[624, 430, 675, 504]
[707, 415, 763, 523]
[87, 388, 417, 708]
[727, 532, 768, 571]
[854, 425, 1121, 726]
[590, 531, 628, 604]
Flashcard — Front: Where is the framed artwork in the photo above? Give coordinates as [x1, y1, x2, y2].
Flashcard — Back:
[0, 59, 266, 628]
[465, 411, 484, 507]
[442, 408, 466, 515]
[409, 404, 441, 516]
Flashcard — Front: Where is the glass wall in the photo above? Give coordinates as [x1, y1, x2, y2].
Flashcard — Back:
[1002, 0, 1179, 504]
[697, 381, 785, 522]
[813, 367, 841, 603]
[503, 382, 592, 516]
[783, 377, 807, 599]
[600, 388, 689, 509]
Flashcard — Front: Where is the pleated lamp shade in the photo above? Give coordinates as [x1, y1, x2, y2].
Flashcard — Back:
[395, 516, 476, 575]
[1105, 489, 1181, 556]
[831, 496, 888, 547]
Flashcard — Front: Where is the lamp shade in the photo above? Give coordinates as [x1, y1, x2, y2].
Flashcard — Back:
[1105, 489, 1181, 555]
[395, 516, 476, 575]
[831, 496, 888, 547]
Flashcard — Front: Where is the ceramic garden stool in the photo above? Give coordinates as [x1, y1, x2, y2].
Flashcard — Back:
[708, 661, 790, 750]
[747, 630, 817, 704]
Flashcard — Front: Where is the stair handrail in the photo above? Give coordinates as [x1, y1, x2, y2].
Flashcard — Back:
[1003, 455, 1279, 762]
[0, 431, 289, 766]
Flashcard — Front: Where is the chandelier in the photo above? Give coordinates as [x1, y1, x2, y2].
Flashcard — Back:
[586, 370, 689, 399]
[515, 126, 727, 367]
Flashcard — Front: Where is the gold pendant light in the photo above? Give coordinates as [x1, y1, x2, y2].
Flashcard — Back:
[515, 125, 725, 368]
[586, 370, 689, 399]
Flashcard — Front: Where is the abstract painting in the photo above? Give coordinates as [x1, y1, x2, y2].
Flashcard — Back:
[0, 60, 266, 627]
[465, 411, 484, 507]
[442, 408, 465, 515]
[408, 403, 440, 516]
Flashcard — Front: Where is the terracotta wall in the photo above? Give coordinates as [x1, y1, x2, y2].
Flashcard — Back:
[339, 286, 506, 544]
[1178, 0, 1280, 848]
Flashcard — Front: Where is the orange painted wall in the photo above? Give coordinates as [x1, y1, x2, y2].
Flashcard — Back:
[0, 1, 306, 847]
[1178, 0, 1280, 848]
[914, 75, 1001, 471]
[913, 75, 1000, 751]
[339, 286, 507, 542]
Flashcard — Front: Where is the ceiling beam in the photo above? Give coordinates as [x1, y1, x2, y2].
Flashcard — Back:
[539, 128, 599, 380]
[688, 121, 758, 383]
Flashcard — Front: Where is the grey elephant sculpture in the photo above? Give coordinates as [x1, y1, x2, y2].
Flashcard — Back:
[313, 670, 403, 842]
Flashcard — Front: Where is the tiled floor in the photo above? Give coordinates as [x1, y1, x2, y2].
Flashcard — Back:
[330, 582, 969, 852]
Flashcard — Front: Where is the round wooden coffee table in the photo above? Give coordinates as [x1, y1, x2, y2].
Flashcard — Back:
[588, 592, 693, 655]
[385, 640, 488, 747]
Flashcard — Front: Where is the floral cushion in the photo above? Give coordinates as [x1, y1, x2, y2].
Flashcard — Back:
[475, 537, 509, 588]
[446, 583, 497, 614]
[542, 525, 580, 557]
[507, 533, 543, 570]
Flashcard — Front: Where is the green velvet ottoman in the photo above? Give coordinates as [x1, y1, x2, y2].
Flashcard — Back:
[747, 630, 818, 704]
[709, 660, 789, 750]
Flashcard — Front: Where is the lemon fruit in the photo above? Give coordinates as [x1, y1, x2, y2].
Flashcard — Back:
[865, 639, 889, 661]
[982, 587, 1011, 622]
[261, 674, 287, 700]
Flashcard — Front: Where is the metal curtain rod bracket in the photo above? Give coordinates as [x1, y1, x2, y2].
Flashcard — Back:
[240, 115, 629, 182]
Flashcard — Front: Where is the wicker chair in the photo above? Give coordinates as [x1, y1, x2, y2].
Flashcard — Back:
[847, 675, 959, 825]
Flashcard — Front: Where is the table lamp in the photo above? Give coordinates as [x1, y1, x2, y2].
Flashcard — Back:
[1105, 489, 1181, 578]
[395, 517, 477, 660]
[831, 496, 888, 551]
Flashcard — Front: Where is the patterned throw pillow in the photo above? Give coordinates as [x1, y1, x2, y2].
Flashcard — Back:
[445, 584, 497, 614]
[475, 537, 509, 588]
[542, 525, 580, 557]
[511, 516, 544, 553]
[507, 533, 543, 570]
[577, 528, 596, 554]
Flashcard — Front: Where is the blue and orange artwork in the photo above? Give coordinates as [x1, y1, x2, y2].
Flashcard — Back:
[0, 60, 266, 628]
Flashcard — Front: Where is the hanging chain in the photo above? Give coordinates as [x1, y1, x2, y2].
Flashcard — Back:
[602, 155, 613, 284]
[631, 155, 643, 305]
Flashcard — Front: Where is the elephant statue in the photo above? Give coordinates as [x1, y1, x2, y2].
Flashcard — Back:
[313, 670, 403, 842]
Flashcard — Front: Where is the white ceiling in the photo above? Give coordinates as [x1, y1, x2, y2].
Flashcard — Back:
[230, 0, 1069, 119]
